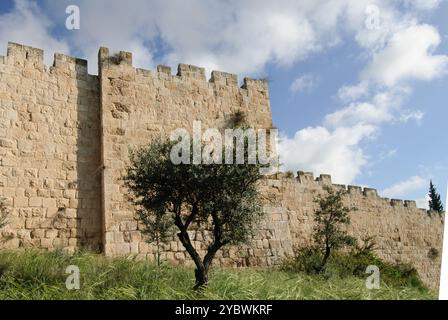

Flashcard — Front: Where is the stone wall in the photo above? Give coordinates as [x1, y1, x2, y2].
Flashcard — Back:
[0, 43, 102, 252]
[0, 43, 444, 289]
[97, 47, 273, 257]
[259, 172, 444, 289]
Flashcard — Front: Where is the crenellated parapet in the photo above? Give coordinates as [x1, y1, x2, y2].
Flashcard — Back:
[265, 171, 435, 214]
[97, 46, 269, 98]
[1, 42, 94, 81]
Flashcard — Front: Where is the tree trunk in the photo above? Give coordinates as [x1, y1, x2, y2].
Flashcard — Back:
[174, 210, 227, 290]
[156, 236, 161, 267]
[194, 266, 209, 290]
[193, 240, 223, 290]
[176, 229, 208, 290]
[319, 246, 331, 272]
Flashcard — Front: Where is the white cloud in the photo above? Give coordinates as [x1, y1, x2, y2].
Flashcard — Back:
[324, 102, 392, 128]
[0, 0, 69, 65]
[416, 195, 430, 209]
[338, 82, 369, 102]
[326, 87, 411, 128]
[404, 0, 443, 10]
[278, 124, 376, 184]
[361, 24, 448, 86]
[37, 0, 431, 76]
[289, 74, 318, 94]
[43, 0, 322, 75]
[399, 110, 425, 124]
[382, 176, 427, 198]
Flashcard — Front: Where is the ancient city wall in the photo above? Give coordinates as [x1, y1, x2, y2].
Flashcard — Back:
[258, 172, 444, 289]
[0, 43, 444, 289]
[0, 43, 102, 252]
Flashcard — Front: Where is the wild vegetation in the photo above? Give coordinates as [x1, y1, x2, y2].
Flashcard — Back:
[0, 250, 436, 300]
[281, 186, 428, 293]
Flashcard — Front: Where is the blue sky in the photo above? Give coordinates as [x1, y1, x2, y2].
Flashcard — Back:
[0, 0, 447, 207]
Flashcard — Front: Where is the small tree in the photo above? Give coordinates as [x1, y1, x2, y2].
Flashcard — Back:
[124, 139, 264, 289]
[428, 180, 444, 213]
[137, 207, 173, 267]
[313, 186, 356, 272]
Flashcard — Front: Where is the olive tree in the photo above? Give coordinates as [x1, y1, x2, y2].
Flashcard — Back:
[124, 139, 264, 289]
[313, 186, 356, 272]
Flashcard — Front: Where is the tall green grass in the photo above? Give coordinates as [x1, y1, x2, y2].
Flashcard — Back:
[0, 250, 437, 300]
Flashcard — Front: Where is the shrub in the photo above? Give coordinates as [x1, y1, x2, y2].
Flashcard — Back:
[282, 241, 426, 291]
[228, 110, 247, 128]
[428, 247, 439, 260]
[285, 171, 295, 179]
[281, 247, 322, 274]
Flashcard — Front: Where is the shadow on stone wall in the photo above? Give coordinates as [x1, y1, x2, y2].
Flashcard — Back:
[73, 60, 103, 252]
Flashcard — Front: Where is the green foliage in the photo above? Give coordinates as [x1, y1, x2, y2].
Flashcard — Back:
[0, 250, 436, 300]
[312, 186, 356, 271]
[123, 138, 264, 288]
[137, 207, 174, 267]
[428, 180, 444, 213]
[281, 247, 322, 274]
[281, 238, 427, 292]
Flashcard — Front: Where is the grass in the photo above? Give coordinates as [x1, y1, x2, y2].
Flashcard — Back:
[0, 249, 437, 300]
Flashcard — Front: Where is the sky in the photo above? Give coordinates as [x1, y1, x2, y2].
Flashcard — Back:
[0, 0, 446, 208]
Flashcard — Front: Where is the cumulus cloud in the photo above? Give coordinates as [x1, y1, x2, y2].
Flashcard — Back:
[326, 87, 411, 129]
[325, 102, 392, 128]
[38, 0, 436, 77]
[0, 0, 69, 64]
[361, 24, 448, 86]
[43, 0, 322, 75]
[338, 82, 370, 102]
[289, 74, 318, 94]
[382, 176, 427, 198]
[278, 124, 376, 184]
